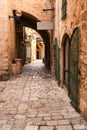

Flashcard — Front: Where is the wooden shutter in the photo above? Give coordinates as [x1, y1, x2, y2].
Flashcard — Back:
[55, 38, 60, 84]
[61, 0, 67, 20]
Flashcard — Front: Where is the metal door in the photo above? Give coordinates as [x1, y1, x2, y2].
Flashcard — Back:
[55, 38, 60, 84]
[68, 27, 79, 108]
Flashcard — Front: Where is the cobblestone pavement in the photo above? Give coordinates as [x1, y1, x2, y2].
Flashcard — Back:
[0, 60, 87, 130]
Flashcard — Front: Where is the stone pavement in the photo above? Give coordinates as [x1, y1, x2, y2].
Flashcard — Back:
[0, 60, 87, 130]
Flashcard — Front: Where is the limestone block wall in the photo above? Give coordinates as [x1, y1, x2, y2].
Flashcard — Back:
[0, 0, 9, 79]
[0, 0, 17, 79]
[8, 0, 16, 73]
[12, 0, 53, 20]
[54, 0, 87, 118]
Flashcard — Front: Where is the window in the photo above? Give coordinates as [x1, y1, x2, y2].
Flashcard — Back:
[61, 0, 67, 20]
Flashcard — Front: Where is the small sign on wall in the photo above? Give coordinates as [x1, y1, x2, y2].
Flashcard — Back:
[37, 22, 53, 30]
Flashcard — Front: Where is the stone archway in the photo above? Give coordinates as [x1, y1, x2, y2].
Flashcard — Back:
[14, 11, 51, 69]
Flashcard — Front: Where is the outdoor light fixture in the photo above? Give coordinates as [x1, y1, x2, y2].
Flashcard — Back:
[9, 10, 22, 19]
[43, 7, 54, 12]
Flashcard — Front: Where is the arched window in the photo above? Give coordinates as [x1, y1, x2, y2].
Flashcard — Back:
[64, 37, 69, 85]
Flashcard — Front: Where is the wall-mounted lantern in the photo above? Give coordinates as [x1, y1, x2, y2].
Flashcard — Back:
[9, 10, 22, 19]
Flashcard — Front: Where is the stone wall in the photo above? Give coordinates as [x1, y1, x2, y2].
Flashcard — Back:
[0, 0, 16, 80]
[12, 0, 53, 21]
[0, 0, 9, 80]
[8, 0, 16, 74]
[0, 0, 55, 77]
[54, 0, 87, 118]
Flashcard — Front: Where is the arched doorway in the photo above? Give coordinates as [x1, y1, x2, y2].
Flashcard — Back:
[62, 34, 70, 89]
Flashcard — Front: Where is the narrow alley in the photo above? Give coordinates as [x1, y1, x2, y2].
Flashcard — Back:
[0, 60, 87, 130]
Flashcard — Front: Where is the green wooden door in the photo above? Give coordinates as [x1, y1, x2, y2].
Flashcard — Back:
[68, 27, 79, 108]
[55, 38, 60, 84]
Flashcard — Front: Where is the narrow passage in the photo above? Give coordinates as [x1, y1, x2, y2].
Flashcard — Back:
[0, 60, 87, 130]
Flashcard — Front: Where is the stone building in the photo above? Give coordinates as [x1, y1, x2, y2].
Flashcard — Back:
[0, 0, 87, 119]
[54, 0, 87, 119]
[0, 0, 54, 79]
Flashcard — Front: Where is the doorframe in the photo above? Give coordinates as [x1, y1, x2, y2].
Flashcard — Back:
[61, 33, 70, 89]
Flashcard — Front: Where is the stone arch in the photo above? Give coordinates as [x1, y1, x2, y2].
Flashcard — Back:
[61, 33, 70, 87]
[14, 11, 50, 43]
[14, 10, 50, 69]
